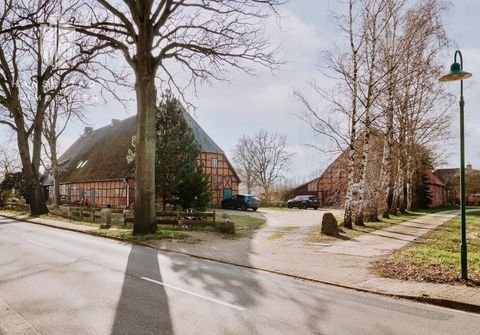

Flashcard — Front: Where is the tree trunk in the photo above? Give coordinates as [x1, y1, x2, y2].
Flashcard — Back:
[343, 143, 356, 229]
[381, 72, 396, 219]
[390, 163, 401, 216]
[50, 139, 61, 207]
[12, 103, 48, 215]
[400, 175, 408, 213]
[354, 129, 370, 226]
[133, 61, 158, 234]
[384, 181, 395, 218]
[53, 173, 60, 206]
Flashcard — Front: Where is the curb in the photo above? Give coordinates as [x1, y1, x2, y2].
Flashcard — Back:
[2, 213, 480, 315]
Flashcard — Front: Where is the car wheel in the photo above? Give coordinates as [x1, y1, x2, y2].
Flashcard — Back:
[287, 204, 292, 208]
[252, 207, 258, 211]
[313, 207, 318, 210]
[241, 204, 247, 211]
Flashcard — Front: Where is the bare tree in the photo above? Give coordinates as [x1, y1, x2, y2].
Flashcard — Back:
[42, 84, 88, 206]
[233, 137, 257, 194]
[233, 130, 292, 202]
[0, 139, 20, 180]
[295, 0, 369, 228]
[296, 0, 451, 226]
[72, 0, 284, 234]
[387, 0, 451, 213]
[0, 0, 105, 214]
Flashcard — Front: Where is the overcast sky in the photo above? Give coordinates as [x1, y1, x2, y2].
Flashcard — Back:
[2, 0, 479, 185]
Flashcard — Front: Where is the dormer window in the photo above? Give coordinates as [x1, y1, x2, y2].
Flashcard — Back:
[76, 160, 88, 169]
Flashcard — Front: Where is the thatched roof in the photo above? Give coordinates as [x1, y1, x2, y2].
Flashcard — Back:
[57, 117, 136, 183]
[57, 113, 228, 184]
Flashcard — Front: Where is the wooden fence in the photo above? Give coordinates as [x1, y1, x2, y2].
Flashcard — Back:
[50, 206, 216, 228]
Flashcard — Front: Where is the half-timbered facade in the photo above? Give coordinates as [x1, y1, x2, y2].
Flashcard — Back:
[47, 114, 239, 208]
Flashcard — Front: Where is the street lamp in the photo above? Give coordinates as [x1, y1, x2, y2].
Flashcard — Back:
[439, 50, 472, 280]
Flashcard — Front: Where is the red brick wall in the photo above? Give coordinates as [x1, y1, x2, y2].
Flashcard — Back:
[428, 183, 447, 208]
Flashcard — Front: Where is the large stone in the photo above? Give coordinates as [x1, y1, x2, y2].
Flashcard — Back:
[100, 208, 112, 229]
[321, 212, 338, 236]
[215, 220, 236, 234]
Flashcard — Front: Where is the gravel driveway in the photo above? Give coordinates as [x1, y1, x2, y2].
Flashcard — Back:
[259, 208, 344, 229]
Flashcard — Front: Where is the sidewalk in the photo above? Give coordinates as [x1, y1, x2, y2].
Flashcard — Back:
[2, 210, 479, 313]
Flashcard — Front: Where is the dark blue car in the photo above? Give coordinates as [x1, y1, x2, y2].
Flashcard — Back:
[221, 194, 260, 211]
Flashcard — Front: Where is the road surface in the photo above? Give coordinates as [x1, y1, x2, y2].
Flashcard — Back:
[0, 216, 478, 335]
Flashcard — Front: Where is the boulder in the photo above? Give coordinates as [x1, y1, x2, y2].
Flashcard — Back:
[100, 208, 112, 229]
[321, 212, 338, 236]
[215, 220, 236, 234]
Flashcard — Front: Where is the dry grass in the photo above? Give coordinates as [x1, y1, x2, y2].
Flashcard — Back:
[373, 211, 480, 286]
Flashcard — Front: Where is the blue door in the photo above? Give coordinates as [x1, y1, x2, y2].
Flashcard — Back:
[223, 188, 232, 199]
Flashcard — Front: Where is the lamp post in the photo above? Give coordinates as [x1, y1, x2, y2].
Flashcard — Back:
[439, 50, 472, 280]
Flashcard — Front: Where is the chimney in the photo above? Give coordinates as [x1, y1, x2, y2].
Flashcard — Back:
[466, 164, 473, 171]
[111, 119, 120, 126]
[84, 126, 93, 136]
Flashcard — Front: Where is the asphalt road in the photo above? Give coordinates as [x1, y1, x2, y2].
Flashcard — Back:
[0, 216, 479, 335]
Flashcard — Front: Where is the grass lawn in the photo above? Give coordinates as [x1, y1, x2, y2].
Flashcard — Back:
[373, 210, 480, 286]
[306, 207, 458, 244]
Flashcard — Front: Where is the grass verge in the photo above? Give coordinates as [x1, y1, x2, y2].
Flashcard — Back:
[92, 229, 190, 241]
[59, 211, 265, 240]
[373, 211, 480, 286]
[305, 208, 455, 244]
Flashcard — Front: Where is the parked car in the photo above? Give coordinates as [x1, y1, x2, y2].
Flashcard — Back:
[287, 195, 319, 209]
[221, 194, 260, 211]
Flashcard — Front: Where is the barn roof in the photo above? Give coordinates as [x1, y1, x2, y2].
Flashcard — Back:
[57, 117, 136, 183]
[424, 170, 445, 187]
[57, 112, 232, 184]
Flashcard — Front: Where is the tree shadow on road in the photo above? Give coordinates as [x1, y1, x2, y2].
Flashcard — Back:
[111, 245, 173, 335]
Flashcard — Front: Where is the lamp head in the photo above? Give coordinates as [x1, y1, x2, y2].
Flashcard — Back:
[439, 62, 472, 82]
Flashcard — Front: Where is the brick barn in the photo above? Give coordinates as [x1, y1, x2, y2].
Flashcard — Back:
[46, 114, 239, 208]
[434, 164, 480, 205]
[293, 134, 385, 208]
[293, 134, 447, 209]
[423, 171, 447, 208]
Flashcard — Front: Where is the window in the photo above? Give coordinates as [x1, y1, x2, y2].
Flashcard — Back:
[76, 160, 88, 169]
[211, 175, 217, 182]
[114, 188, 122, 197]
[211, 158, 218, 168]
